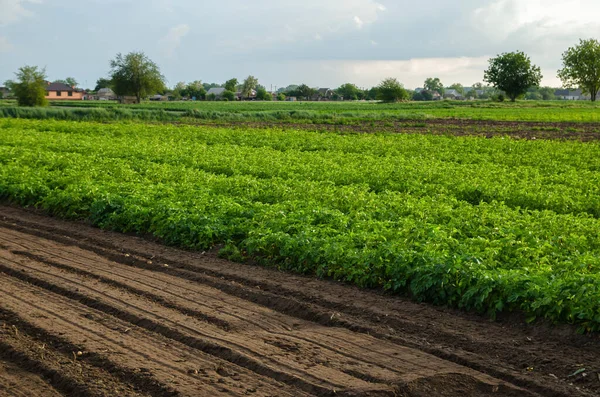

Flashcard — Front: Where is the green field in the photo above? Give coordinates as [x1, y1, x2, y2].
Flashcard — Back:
[2, 99, 600, 123]
[1, 118, 600, 331]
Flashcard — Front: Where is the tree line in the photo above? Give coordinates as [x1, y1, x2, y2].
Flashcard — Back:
[3, 38, 600, 106]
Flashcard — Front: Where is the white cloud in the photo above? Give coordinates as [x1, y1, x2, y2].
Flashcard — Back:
[0, 0, 41, 25]
[315, 57, 491, 88]
[0, 36, 13, 52]
[354, 16, 364, 29]
[472, 0, 600, 41]
[158, 24, 190, 57]
[219, 0, 387, 51]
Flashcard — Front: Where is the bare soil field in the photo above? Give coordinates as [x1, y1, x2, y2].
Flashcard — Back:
[178, 119, 600, 141]
[0, 206, 599, 397]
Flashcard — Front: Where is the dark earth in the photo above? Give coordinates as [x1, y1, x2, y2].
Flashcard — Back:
[0, 206, 599, 396]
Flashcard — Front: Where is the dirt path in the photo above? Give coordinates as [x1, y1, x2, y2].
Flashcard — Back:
[0, 206, 598, 396]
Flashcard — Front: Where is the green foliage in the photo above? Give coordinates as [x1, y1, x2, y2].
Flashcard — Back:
[295, 84, 317, 100]
[424, 77, 444, 94]
[256, 86, 272, 101]
[65, 77, 78, 87]
[8, 99, 600, 123]
[449, 83, 465, 96]
[13, 65, 48, 107]
[225, 78, 239, 92]
[1, 118, 600, 331]
[95, 78, 112, 91]
[336, 83, 360, 101]
[176, 81, 206, 100]
[413, 90, 434, 101]
[484, 51, 543, 102]
[377, 78, 409, 102]
[207, 93, 217, 101]
[558, 39, 600, 102]
[276, 93, 286, 101]
[222, 90, 236, 101]
[241, 76, 258, 99]
[109, 52, 166, 104]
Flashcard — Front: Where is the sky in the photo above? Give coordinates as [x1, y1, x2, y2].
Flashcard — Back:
[1, 0, 600, 90]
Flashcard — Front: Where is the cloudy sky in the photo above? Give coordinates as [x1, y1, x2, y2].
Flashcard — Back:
[1, 0, 600, 90]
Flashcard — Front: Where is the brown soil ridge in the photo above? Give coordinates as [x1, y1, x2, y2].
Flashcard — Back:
[0, 205, 599, 396]
[171, 118, 600, 141]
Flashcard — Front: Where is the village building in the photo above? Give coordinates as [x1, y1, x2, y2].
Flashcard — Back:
[44, 82, 84, 100]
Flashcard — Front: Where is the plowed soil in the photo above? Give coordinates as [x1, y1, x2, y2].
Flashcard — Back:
[0, 206, 599, 397]
[178, 119, 600, 141]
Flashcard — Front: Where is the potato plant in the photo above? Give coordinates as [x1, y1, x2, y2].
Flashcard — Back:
[1, 119, 600, 331]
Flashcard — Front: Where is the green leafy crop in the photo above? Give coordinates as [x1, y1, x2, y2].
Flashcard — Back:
[1, 118, 600, 331]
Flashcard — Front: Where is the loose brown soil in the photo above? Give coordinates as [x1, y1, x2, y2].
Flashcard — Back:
[0, 206, 599, 397]
[175, 119, 600, 141]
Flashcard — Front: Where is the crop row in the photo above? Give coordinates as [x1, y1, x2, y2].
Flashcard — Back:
[3, 98, 600, 122]
[1, 119, 599, 330]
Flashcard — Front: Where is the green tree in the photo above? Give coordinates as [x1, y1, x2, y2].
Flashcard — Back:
[365, 87, 379, 100]
[296, 84, 316, 100]
[65, 77, 78, 87]
[336, 83, 360, 100]
[4, 80, 16, 91]
[95, 78, 112, 91]
[109, 52, 165, 104]
[525, 89, 543, 100]
[256, 86, 271, 100]
[424, 77, 444, 94]
[539, 87, 557, 100]
[484, 51, 542, 102]
[241, 75, 258, 99]
[449, 83, 465, 96]
[13, 65, 48, 107]
[413, 90, 433, 101]
[203, 82, 221, 91]
[376, 78, 409, 102]
[558, 39, 600, 102]
[207, 93, 217, 101]
[277, 93, 286, 101]
[222, 90, 236, 101]
[186, 81, 206, 100]
[172, 81, 187, 99]
[225, 78, 238, 92]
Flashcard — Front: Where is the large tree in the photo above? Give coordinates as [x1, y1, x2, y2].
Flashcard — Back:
[558, 39, 600, 102]
[172, 81, 187, 99]
[256, 86, 272, 101]
[376, 78, 409, 102]
[53, 77, 79, 87]
[296, 84, 316, 100]
[449, 83, 465, 96]
[95, 78, 112, 91]
[109, 52, 165, 104]
[65, 77, 78, 87]
[12, 65, 48, 107]
[224, 78, 238, 92]
[186, 80, 206, 100]
[241, 75, 258, 99]
[336, 83, 360, 100]
[484, 51, 542, 102]
[424, 77, 444, 94]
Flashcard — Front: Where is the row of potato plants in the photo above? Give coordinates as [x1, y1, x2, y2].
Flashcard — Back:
[1, 119, 599, 330]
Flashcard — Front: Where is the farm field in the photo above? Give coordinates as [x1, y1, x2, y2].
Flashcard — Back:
[0, 206, 599, 397]
[2, 99, 600, 123]
[0, 113, 600, 396]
